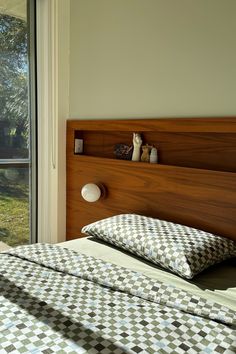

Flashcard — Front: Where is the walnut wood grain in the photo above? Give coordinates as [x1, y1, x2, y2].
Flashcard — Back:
[68, 117, 236, 132]
[72, 131, 236, 172]
[69, 118, 236, 172]
[67, 156, 236, 241]
[67, 118, 236, 242]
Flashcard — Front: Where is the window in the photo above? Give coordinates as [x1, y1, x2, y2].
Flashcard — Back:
[0, 0, 36, 246]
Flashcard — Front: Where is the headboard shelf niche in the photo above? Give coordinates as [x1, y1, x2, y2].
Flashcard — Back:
[69, 118, 236, 172]
[67, 118, 236, 242]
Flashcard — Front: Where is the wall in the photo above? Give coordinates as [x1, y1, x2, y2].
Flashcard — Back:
[69, 0, 236, 118]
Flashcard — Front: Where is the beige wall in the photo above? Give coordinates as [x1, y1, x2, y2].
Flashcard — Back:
[69, 0, 236, 119]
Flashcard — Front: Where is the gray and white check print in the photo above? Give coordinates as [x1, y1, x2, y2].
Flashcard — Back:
[82, 214, 236, 279]
[0, 244, 235, 353]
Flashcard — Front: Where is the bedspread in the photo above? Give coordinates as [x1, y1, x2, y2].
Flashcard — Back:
[0, 244, 235, 354]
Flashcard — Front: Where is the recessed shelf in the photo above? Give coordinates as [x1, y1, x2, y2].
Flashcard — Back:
[67, 120, 236, 173]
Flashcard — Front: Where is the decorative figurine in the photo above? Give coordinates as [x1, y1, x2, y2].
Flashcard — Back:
[114, 144, 133, 160]
[141, 144, 152, 162]
[131, 133, 142, 161]
[150, 146, 158, 163]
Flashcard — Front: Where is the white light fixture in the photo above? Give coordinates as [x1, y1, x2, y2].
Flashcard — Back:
[81, 183, 102, 202]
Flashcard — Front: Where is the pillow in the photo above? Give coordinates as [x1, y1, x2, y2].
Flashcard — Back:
[82, 214, 236, 279]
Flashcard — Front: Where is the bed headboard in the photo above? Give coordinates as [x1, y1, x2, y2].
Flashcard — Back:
[66, 118, 236, 242]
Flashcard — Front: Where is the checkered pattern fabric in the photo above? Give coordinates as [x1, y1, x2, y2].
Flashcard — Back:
[82, 214, 236, 279]
[0, 244, 235, 354]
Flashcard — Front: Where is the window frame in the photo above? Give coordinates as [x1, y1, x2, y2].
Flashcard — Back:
[37, 0, 69, 244]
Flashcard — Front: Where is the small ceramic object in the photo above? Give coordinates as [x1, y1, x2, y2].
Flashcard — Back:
[114, 144, 133, 160]
[131, 133, 142, 161]
[141, 144, 151, 162]
[150, 147, 158, 163]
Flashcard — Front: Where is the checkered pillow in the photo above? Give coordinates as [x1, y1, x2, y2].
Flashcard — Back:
[82, 214, 236, 279]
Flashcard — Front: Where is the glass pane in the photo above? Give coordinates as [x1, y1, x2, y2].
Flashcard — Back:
[0, 5, 29, 159]
[0, 167, 29, 246]
[0, 1, 35, 248]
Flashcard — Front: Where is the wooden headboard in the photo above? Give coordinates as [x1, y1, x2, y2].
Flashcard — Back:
[67, 118, 236, 242]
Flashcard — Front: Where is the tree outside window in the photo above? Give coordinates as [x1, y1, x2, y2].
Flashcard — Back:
[0, 13, 29, 159]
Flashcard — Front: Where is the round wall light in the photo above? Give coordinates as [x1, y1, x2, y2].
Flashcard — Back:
[81, 183, 102, 202]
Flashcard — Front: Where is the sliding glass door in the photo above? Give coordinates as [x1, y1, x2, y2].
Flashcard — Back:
[0, 0, 36, 246]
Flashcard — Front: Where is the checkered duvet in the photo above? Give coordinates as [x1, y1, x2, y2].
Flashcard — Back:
[0, 244, 235, 354]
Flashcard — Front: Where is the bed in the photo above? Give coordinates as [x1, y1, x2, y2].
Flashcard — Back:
[0, 118, 236, 353]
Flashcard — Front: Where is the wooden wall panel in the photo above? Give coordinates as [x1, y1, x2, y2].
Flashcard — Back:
[67, 156, 236, 241]
[67, 118, 236, 242]
[69, 117, 236, 132]
[74, 131, 236, 172]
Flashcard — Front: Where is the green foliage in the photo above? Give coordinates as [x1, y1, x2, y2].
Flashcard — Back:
[0, 171, 29, 246]
[0, 13, 29, 146]
[0, 15, 30, 246]
[0, 14, 27, 58]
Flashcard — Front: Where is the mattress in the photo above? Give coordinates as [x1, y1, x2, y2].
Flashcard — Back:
[59, 236, 236, 311]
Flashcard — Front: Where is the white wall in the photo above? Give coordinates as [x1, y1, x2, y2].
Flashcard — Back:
[69, 0, 236, 118]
